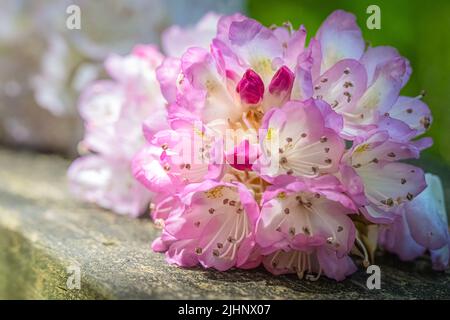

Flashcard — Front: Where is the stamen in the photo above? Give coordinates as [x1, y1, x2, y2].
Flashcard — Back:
[306, 268, 322, 281]
[355, 235, 370, 268]
[343, 91, 352, 103]
[332, 100, 339, 108]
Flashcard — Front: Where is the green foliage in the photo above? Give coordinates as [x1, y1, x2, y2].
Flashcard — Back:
[248, 0, 450, 165]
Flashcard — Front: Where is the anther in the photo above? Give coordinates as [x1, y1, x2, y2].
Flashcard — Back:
[387, 152, 396, 158]
[289, 227, 296, 236]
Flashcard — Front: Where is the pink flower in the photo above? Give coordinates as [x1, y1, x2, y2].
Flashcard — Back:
[307, 10, 422, 139]
[154, 180, 260, 271]
[256, 99, 344, 179]
[341, 131, 426, 223]
[132, 118, 224, 193]
[162, 12, 220, 58]
[68, 45, 166, 216]
[68, 155, 150, 218]
[256, 177, 356, 258]
[214, 14, 305, 83]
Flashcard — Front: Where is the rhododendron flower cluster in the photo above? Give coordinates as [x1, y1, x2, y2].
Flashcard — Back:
[72, 11, 449, 281]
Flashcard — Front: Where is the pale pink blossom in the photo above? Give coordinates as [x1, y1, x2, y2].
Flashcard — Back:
[128, 11, 445, 279]
[69, 45, 166, 216]
[153, 180, 259, 271]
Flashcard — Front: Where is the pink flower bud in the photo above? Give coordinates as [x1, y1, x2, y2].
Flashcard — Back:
[269, 65, 294, 96]
[236, 69, 265, 105]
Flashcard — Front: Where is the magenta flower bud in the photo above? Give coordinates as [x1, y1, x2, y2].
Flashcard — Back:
[269, 65, 294, 95]
[225, 139, 259, 171]
[236, 69, 265, 105]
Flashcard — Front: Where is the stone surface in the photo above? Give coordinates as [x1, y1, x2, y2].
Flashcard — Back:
[0, 147, 449, 299]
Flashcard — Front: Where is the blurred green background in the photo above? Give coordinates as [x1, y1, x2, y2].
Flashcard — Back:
[248, 0, 450, 166]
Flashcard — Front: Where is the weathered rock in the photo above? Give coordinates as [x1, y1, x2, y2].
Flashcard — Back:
[0, 147, 449, 299]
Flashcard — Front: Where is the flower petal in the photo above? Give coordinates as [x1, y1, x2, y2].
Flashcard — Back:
[389, 96, 432, 135]
[315, 10, 365, 73]
[259, 100, 344, 179]
[378, 213, 426, 261]
[355, 162, 426, 219]
[405, 173, 449, 250]
[361, 46, 411, 86]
